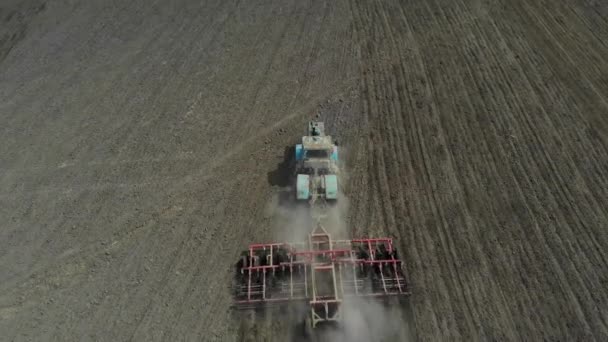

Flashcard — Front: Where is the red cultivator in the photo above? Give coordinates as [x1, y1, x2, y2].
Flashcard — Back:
[234, 224, 411, 328]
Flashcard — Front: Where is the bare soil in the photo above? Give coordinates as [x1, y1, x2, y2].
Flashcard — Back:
[1, 0, 607, 341]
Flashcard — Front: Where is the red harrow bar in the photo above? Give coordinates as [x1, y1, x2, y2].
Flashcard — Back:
[234, 224, 411, 327]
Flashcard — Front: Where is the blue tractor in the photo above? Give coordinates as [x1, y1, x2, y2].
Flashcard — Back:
[294, 121, 339, 205]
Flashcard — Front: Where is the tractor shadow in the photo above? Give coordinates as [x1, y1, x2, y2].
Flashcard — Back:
[267, 145, 293, 187]
[267, 146, 295, 206]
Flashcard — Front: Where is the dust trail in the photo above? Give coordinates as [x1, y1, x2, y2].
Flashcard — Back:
[266, 191, 313, 244]
[318, 297, 410, 342]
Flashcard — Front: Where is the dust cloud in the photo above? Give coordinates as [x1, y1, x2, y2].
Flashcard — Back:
[320, 297, 408, 342]
[266, 191, 313, 244]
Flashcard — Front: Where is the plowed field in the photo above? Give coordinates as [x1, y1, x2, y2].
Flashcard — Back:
[1, 0, 607, 341]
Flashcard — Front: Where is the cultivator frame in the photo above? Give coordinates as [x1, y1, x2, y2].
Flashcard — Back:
[234, 224, 411, 328]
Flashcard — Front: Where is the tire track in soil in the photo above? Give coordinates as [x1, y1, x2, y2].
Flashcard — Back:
[428, 0, 608, 336]
[393, 2, 499, 338]
[352, 1, 463, 340]
[493, 2, 608, 202]
[446, 0, 604, 336]
[439, 0, 560, 335]
[351, 0, 439, 339]
[402, 6, 479, 340]
[420, 2, 554, 336]
[390, 1, 488, 338]
[362, 2, 442, 339]
[482, 4, 608, 336]
[347, 2, 374, 237]
[423, 2, 536, 336]
[511, 0, 608, 203]
[358, 2, 384, 234]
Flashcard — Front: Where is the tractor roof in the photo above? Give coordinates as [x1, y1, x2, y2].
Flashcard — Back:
[302, 135, 333, 150]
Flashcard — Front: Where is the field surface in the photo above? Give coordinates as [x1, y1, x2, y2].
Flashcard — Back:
[1, 0, 608, 341]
